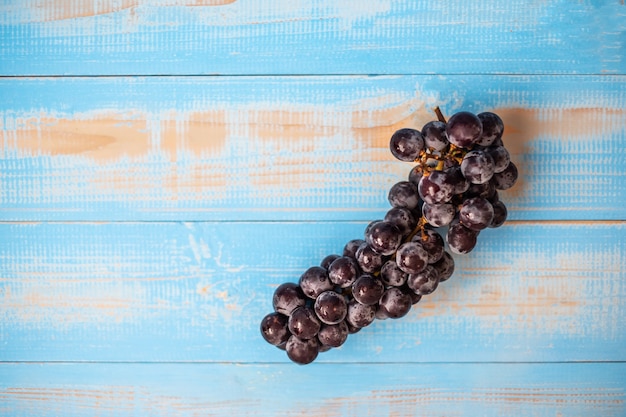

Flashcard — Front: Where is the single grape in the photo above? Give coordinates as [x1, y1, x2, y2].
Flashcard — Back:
[461, 150, 495, 185]
[415, 227, 445, 264]
[444, 165, 470, 195]
[408, 165, 424, 186]
[286, 335, 319, 365]
[318, 321, 349, 348]
[318, 344, 332, 353]
[365, 221, 403, 256]
[288, 306, 321, 340]
[459, 197, 494, 231]
[260, 312, 290, 346]
[352, 274, 385, 306]
[447, 221, 479, 255]
[489, 200, 508, 228]
[327, 256, 360, 288]
[299, 266, 334, 299]
[396, 241, 429, 274]
[432, 251, 455, 282]
[355, 243, 385, 274]
[378, 287, 412, 319]
[446, 111, 483, 148]
[272, 282, 307, 316]
[320, 254, 340, 270]
[491, 161, 518, 190]
[464, 181, 496, 200]
[407, 265, 439, 295]
[384, 207, 417, 237]
[314, 290, 348, 325]
[388, 181, 421, 210]
[421, 120, 449, 151]
[380, 259, 408, 287]
[346, 299, 377, 329]
[476, 112, 504, 147]
[418, 170, 455, 205]
[485, 145, 511, 173]
[422, 202, 456, 227]
[403, 286, 423, 305]
[343, 239, 365, 259]
[389, 128, 425, 162]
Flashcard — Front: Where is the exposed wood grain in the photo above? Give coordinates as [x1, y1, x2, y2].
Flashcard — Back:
[1, 221, 623, 363]
[1, 75, 624, 221]
[1, 1, 624, 76]
[0, 363, 624, 416]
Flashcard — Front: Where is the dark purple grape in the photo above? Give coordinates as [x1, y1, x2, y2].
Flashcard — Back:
[320, 254, 340, 270]
[476, 112, 504, 147]
[327, 256, 360, 288]
[408, 165, 424, 186]
[388, 181, 420, 210]
[464, 181, 496, 200]
[418, 170, 455, 205]
[459, 197, 494, 231]
[446, 111, 483, 148]
[444, 165, 470, 195]
[260, 312, 290, 346]
[380, 259, 408, 287]
[396, 241, 428, 274]
[461, 150, 495, 185]
[288, 306, 321, 340]
[364, 220, 383, 238]
[384, 207, 417, 237]
[416, 227, 445, 264]
[378, 287, 412, 319]
[485, 145, 511, 173]
[286, 335, 319, 365]
[318, 344, 332, 353]
[422, 202, 456, 227]
[491, 161, 518, 190]
[352, 274, 385, 306]
[447, 221, 479, 255]
[403, 286, 423, 305]
[365, 221, 402, 256]
[421, 120, 449, 151]
[346, 299, 377, 328]
[432, 251, 455, 282]
[314, 290, 348, 325]
[272, 282, 306, 316]
[389, 128, 425, 162]
[343, 239, 365, 259]
[489, 200, 508, 228]
[299, 266, 333, 299]
[318, 322, 349, 348]
[355, 243, 385, 274]
[407, 265, 439, 295]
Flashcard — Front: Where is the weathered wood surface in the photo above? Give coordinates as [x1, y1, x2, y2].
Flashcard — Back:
[0, 221, 623, 363]
[1, 363, 625, 417]
[1, 1, 625, 416]
[1, 75, 624, 221]
[1, 0, 625, 75]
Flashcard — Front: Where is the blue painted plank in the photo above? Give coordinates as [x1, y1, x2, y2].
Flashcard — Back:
[1, 75, 625, 221]
[1, 363, 624, 416]
[0, 0, 624, 76]
[1, 221, 624, 363]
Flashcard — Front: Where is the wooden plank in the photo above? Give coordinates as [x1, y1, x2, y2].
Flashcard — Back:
[0, 1, 624, 76]
[1, 221, 624, 363]
[0, 363, 624, 416]
[1, 75, 625, 221]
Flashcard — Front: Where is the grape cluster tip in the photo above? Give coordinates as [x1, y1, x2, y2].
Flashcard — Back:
[260, 108, 518, 364]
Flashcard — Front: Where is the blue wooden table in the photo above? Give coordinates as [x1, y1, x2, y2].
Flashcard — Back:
[1, 1, 625, 415]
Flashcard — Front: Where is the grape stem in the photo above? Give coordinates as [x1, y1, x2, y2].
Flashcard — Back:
[433, 106, 447, 123]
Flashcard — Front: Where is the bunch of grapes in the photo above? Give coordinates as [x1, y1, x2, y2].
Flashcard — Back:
[260, 108, 518, 364]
